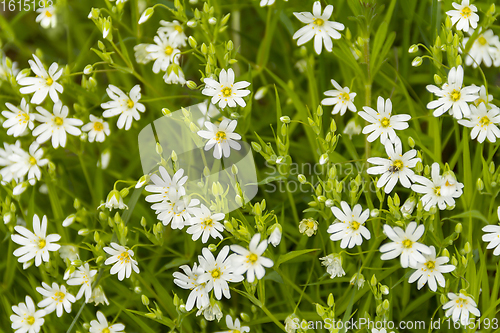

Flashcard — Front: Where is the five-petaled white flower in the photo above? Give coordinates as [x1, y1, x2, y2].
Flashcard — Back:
[411, 163, 464, 211]
[89, 311, 126, 333]
[443, 292, 480, 326]
[292, 1, 345, 55]
[65, 263, 97, 303]
[101, 84, 146, 130]
[202, 69, 251, 108]
[173, 263, 209, 311]
[152, 193, 200, 229]
[82, 115, 111, 143]
[446, 0, 479, 33]
[408, 246, 456, 291]
[473, 85, 494, 107]
[2, 98, 35, 137]
[10, 296, 46, 333]
[216, 315, 250, 333]
[379, 222, 431, 268]
[328, 201, 371, 248]
[158, 20, 188, 47]
[145, 167, 188, 203]
[426, 65, 479, 119]
[482, 207, 500, 256]
[186, 204, 225, 243]
[463, 29, 500, 68]
[11, 214, 61, 268]
[9, 141, 49, 185]
[36, 6, 57, 29]
[321, 79, 356, 115]
[33, 101, 83, 149]
[230, 233, 274, 283]
[145, 34, 181, 74]
[104, 242, 140, 281]
[197, 245, 244, 300]
[17, 54, 63, 105]
[197, 118, 242, 159]
[458, 103, 500, 143]
[36, 282, 76, 317]
[358, 96, 410, 144]
[367, 141, 420, 193]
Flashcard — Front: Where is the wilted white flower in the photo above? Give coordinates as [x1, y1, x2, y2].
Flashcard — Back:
[320, 253, 345, 279]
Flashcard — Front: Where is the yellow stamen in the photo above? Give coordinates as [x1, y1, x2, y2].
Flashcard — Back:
[480, 116, 491, 127]
[38, 239, 46, 249]
[425, 261, 435, 270]
[29, 157, 37, 165]
[174, 25, 183, 33]
[211, 268, 221, 279]
[477, 35, 487, 45]
[460, 6, 471, 18]
[93, 122, 104, 131]
[402, 239, 413, 248]
[340, 92, 350, 101]
[380, 117, 390, 127]
[215, 131, 227, 142]
[27, 316, 35, 325]
[314, 18, 324, 26]
[222, 87, 232, 97]
[118, 251, 130, 263]
[45, 10, 53, 17]
[46, 77, 54, 86]
[434, 186, 441, 196]
[202, 218, 213, 228]
[350, 220, 360, 230]
[248, 253, 258, 263]
[54, 116, 64, 126]
[165, 46, 173, 55]
[450, 89, 461, 102]
[127, 99, 134, 108]
[102, 328, 110, 333]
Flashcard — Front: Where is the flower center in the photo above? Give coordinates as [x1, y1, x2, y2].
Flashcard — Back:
[474, 98, 485, 106]
[29, 157, 37, 165]
[54, 291, 65, 302]
[102, 328, 110, 333]
[174, 25, 183, 33]
[165, 46, 174, 55]
[46, 77, 54, 86]
[248, 253, 258, 264]
[380, 117, 391, 127]
[306, 220, 316, 229]
[340, 92, 350, 101]
[425, 261, 435, 270]
[480, 116, 491, 127]
[391, 160, 404, 173]
[118, 251, 130, 263]
[477, 35, 487, 45]
[127, 99, 134, 108]
[202, 218, 213, 228]
[314, 18, 324, 26]
[22, 113, 30, 122]
[350, 220, 360, 230]
[93, 122, 104, 131]
[45, 10, 53, 17]
[222, 87, 232, 97]
[216, 131, 227, 142]
[450, 89, 461, 102]
[38, 239, 46, 249]
[434, 186, 441, 196]
[402, 238, 413, 248]
[460, 6, 471, 18]
[54, 116, 64, 126]
[211, 268, 221, 279]
[27, 316, 35, 325]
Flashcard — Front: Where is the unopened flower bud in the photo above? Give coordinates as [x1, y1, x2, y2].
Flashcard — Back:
[411, 56, 423, 67]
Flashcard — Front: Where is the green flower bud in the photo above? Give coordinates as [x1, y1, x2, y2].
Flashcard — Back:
[408, 44, 419, 53]
[411, 56, 422, 67]
[455, 223, 462, 233]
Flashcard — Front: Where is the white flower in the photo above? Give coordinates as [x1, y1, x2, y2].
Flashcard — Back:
[11, 214, 61, 268]
[0, 141, 22, 184]
[17, 54, 63, 105]
[380, 222, 431, 268]
[320, 253, 345, 279]
[65, 263, 97, 303]
[446, 0, 479, 32]
[202, 69, 251, 108]
[260, 0, 275, 6]
[9, 142, 49, 185]
[367, 141, 420, 193]
[145, 167, 188, 203]
[443, 292, 480, 326]
[99, 189, 128, 211]
[133, 43, 152, 64]
[411, 163, 464, 211]
[463, 30, 500, 68]
[33, 101, 83, 149]
[196, 299, 223, 322]
[343, 118, 362, 139]
[164, 64, 186, 85]
[458, 103, 500, 143]
[101, 84, 146, 130]
[81, 115, 111, 143]
[285, 314, 299, 333]
[408, 246, 455, 291]
[292, 1, 344, 54]
[2, 98, 35, 137]
[186, 204, 225, 243]
[104, 242, 140, 281]
[158, 20, 187, 47]
[321, 79, 356, 115]
[230, 233, 274, 283]
[482, 207, 500, 255]
[358, 96, 410, 144]
[401, 197, 417, 216]
[90, 286, 109, 306]
[268, 224, 282, 247]
[59, 245, 79, 261]
[152, 193, 200, 229]
[145, 34, 181, 74]
[89, 311, 125, 333]
[36, 282, 76, 317]
[328, 201, 371, 248]
[10, 296, 46, 333]
[473, 85, 494, 107]
[216, 315, 250, 333]
[197, 245, 244, 300]
[426, 65, 479, 119]
[36, 6, 57, 29]
[197, 118, 242, 159]
[299, 218, 318, 236]
[173, 263, 209, 311]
